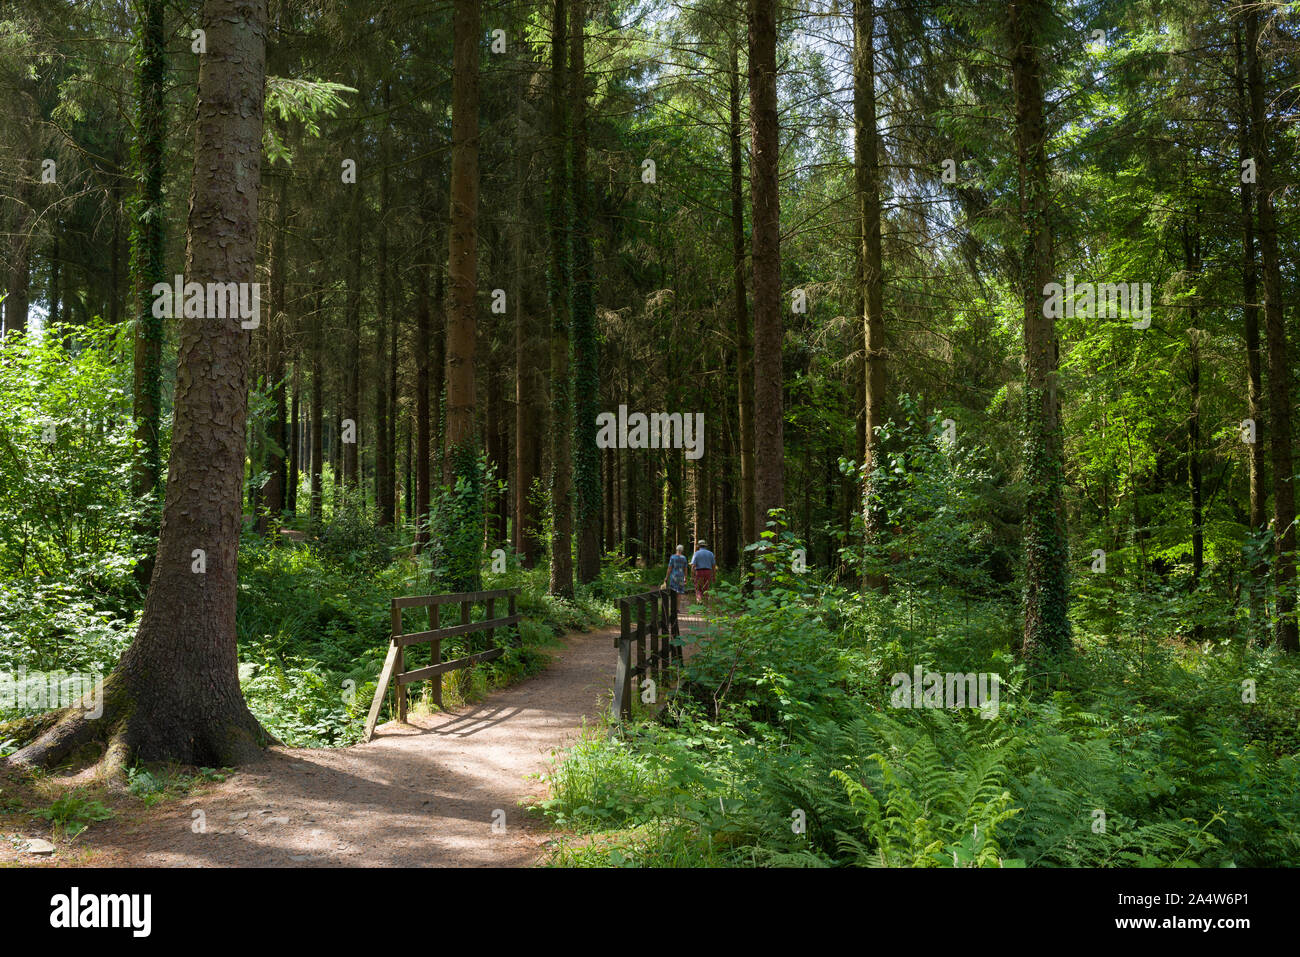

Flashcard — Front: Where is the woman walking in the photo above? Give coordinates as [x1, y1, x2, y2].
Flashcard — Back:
[664, 545, 689, 613]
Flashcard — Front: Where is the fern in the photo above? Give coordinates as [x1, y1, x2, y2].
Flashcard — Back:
[824, 710, 1022, 867]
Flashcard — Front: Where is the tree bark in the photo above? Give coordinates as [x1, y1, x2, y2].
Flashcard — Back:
[388, 267, 401, 526]
[343, 180, 363, 491]
[1009, 0, 1070, 657]
[130, 0, 167, 584]
[415, 262, 432, 550]
[570, 0, 601, 584]
[1182, 217, 1203, 586]
[375, 82, 394, 526]
[445, 0, 480, 475]
[515, 221, 546, 567]
[288, 359, 300, 514]
[442, 0, 482, 590]
[748, 0, 783, 535]
[548, 0, 574, 597]
[263, 169, 289, 516]
[1246, 8, 1298, 651]
[1234, 22, 1266, 637]
[310, 292, 324, 520]
[729, 38, 756, 549]
[855, 0, 887, 591]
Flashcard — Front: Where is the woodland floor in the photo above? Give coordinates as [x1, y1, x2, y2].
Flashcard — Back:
[0, 604, 706, 868]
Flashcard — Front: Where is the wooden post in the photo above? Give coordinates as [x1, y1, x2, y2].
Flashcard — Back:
[392, 603, 407, 723]
[648, 591, 661, 690]
[614, 633, 632, 721]
[461, 598, 472, 695]
[657, 589, 668, 672]
[364, 606, 403, 743]
[508, 591, 518, 646]
[486, 596, 496, 651]
[635, 597, 646, 709]
[669, 586, 682, 663]
[428, 602, 442, 709]
[613, 598, 629, 722]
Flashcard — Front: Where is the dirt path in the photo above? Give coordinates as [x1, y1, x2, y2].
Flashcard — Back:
[42, 613, 705, 868]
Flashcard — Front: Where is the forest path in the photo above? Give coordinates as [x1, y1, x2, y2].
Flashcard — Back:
[70, 606, 706, 867]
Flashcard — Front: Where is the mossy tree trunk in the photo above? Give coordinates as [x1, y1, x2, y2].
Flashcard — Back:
[442, 0, 483, 592]
[1245, 7, 1297, 652]
[571, 0, 601, 585]
[548, 0, 574, 598]
[130, 0, 167, 585]
[1009, 0, 1070, 659]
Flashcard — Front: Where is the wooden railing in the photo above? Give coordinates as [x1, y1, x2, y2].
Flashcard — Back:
[363, 587, 520, 742]
[612, 588, 681, 722]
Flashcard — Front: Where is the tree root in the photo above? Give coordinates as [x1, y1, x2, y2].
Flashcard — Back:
[3, 669, 279, 778]
[4, 672, 132, 777]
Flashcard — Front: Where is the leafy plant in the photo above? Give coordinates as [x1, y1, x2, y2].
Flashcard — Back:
[34, 789, 115, 838]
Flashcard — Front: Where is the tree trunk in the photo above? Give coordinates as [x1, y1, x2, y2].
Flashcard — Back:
[515, 264, 546, 567]
[1009, 0, 1070, 658]
[415, 262, 432, 550]
[444, 0, 479, 476]
[330, 409, 342, 508]
[11, 0, 272, 771]
[49, 227, 60, 326]
[343, 181, 363, 491]
[729, 39, 756, 549]
[388, 268, 401, 526]
[855, 0, 887, 591]
[548, 0, 574, 597]
[486, 365, 507, 546]
[129, 0, 167, 584]
[310, 291, 324, 520]
[288, 359, 300, 514]
[1182, 217, 1203, 587]
[263, 169, 288, 516]
[1246, 8, 1298, 652]
[1235, 23, 1266, 638]
[375, 83, 393, 526]
[748, 0, 783, 535]
[442, 0, 482, 590]
[405, 419, 414, 523]
[625, 360, 638, 565]
[570, 0, 601, 584]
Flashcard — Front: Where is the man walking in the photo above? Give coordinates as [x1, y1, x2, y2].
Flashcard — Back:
[689, 539, 716, 604]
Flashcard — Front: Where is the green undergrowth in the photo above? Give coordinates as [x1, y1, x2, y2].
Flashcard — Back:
[539, 530, 1300, 868]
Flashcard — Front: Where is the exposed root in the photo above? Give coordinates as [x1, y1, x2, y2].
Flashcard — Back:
[4, 669, 277, 777]
[0, 710, 61, 748]
[5, 702, 121, 774]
